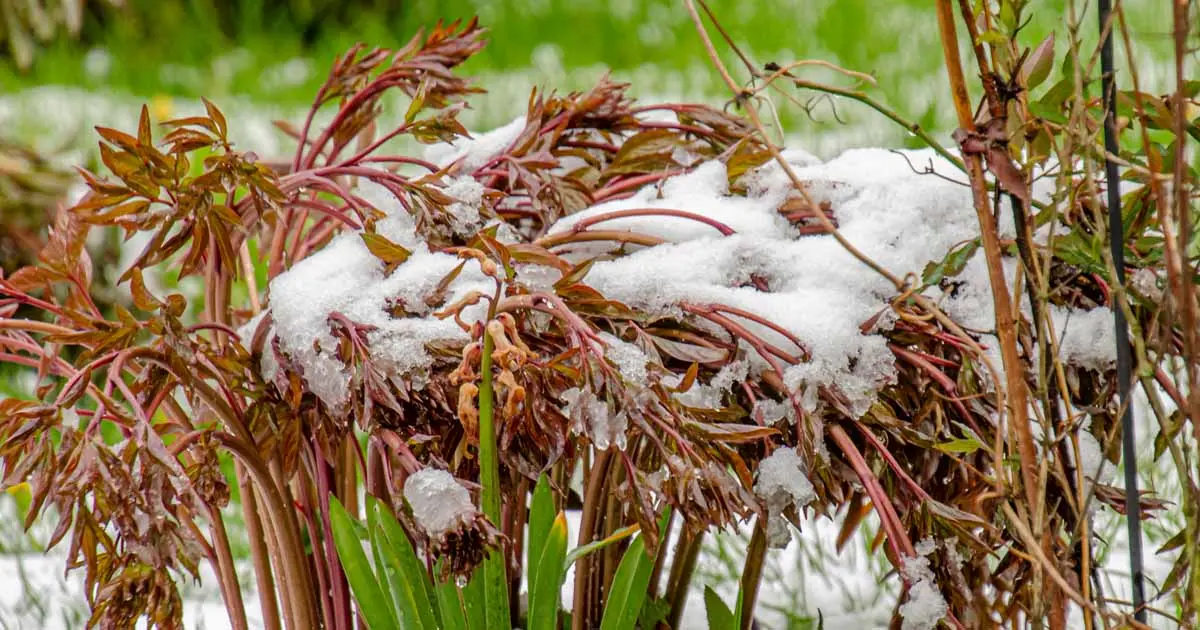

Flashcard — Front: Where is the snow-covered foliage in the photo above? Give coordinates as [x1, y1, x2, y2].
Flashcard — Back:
[265, 180, 492, 409]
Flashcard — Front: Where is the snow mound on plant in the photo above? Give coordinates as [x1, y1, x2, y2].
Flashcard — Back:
[754, 447, 817, 548]
[266, 180, 492, 409]
[550, 147, 985, 416]
[262, 120, 1113, 418]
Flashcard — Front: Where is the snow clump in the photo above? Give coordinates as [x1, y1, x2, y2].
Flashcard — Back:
[898, 539, 949, 630]
[754, 447, 816, 548]
[403, 469, 476, 541]
[265, 180, 491, 409]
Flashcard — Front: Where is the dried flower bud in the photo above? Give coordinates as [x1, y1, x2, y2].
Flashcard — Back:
[496, 369, 526, 421]
[457, 383, 479, 442]
[495, 312, 532, 354]
[457, 248, 499, 278]
[450, 341, 481, 385]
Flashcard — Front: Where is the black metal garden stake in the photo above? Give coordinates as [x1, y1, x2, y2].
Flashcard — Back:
[1097, 0, 1147, 621]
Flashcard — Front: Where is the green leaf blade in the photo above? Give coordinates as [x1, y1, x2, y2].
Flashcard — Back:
[528, 512, 568, 630]
[704, 585, 736, 630]
[329, 497, 400, 630]
[598, 510, 671, 630]
[372, 498, 440, 630]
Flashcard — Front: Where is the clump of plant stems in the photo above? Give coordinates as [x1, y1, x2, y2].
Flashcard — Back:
[0, 3, 1196, 629]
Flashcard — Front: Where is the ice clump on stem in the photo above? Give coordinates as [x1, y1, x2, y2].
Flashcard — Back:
[599, 332, 651, 385]
[403, 469, 476, 541]
[561, 386, 627, 451]
[753, 447, 816, 548]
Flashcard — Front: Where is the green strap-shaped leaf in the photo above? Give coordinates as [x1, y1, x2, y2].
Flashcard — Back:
[461, 568, 489, 630]
[598, 509, 672, 630]
[371, 498, 440, 630]
[433, 561, 468, 630]
[328, 497, 400, 630]
[527, 474, 556, 596]
[703, 585, 736, 630]
[527, 512, 568, 630]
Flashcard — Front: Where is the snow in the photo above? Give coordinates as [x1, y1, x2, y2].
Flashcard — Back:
[443, 175, 487, 236]
[754, 447, 817, 548]
[599, 332, 651, 384]
[424, 115, 527, 172]
[265, 180, 490, 409]
[1052, 306, 1118, 371]
[403, 469, 476, 540]
[897, 540, 948, 630]
[550, 147, 992, 418]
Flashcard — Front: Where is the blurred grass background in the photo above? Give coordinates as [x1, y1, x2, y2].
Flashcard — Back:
[0, 0, 1178, 158]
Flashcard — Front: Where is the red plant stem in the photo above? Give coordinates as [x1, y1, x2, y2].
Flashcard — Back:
[827, 425, 915, 560]
[216, 432, 317, 629]
[284, 174, 367, 224]
[0, 318, 72, 336]
[591, 171, 684, 201]
[187, 322, 243, 338]
[572, 448, 613, 630]
[683, 305, 803, 365]
[295, 469, 334, 630]
[361, 155, 441, 171]
[313, 441, 352, 630]
[638, 121, 711, 136]
[304, 84, 394, 170]
[536, 229, 666, 250]
[706, 303, 811, 360]
[334, 123, 413, 168]
[890, 344, 973, 422]
[562, 139, 621, 153]
[296, 221, 341, 262]
[567, 207, 736, 235]
[854, 424, 934, 502]
[1153, 366, 1188, 412]
[680, 305, 812, 446]
[207, 507, 249, 630]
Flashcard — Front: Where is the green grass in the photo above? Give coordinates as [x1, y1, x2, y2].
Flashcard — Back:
[0, 0, 1177, 149]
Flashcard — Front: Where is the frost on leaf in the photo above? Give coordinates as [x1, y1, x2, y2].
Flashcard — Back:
[753, 447, 816, 548]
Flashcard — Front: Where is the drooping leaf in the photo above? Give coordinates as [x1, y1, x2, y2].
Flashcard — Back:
[1022, 32, 1056, 90]
[922, 239, 980, 286]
